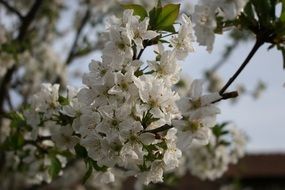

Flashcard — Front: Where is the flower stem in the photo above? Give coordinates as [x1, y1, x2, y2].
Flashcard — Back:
[143, 124, 173, 134]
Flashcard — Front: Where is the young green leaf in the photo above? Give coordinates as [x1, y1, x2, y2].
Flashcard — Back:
[48, 155, 61, 179]
[9, 132, 24, 150]
[156, 4, 180, 30]
[9, 112, 26, 129]
[122, 4, 148, 20]
[82, 161, 93, 184]
[251, 0, 273, 26]
[58, 95, 69, 106]
[75, 143, 88, 158]
[157, 0, 162, 8]
[162, 25, 176, 33]
[280, 0, 285, 23]
[91, 160, 108, 172]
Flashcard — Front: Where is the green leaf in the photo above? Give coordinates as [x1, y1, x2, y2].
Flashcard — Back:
[56, 112, 74, 126]
[148, 3, 180, 32]
[156, 141, 167, 150]
[219, 140, 230, 146]
[75, 143, 88, 158]
[269, 0, 277, 20]
[82, 161, 93, 184]
[149, 7, 160, 29]
[156, 4, 180, 30]
[212, 122, 229, 137]
[90, 160, 108, 172]
[162, 25, 176, 32]
[251, 0, 273, 26]
[58, 95, 69, 106]
[239, 3, 259, 33]
[82, 158, 108, 183]
[280, 0, 285, 23]
[244, 2, 255, 20]
[157, 0, 162, 8]
[48, 155, 61, 179]
[143, 144, 163, 161]
[9, 132, 24, 150]
[122, 4, 148, 20]
[141, 111, 160, 129]
[134, 68, 144, 77]
[9, 112, 26, 129]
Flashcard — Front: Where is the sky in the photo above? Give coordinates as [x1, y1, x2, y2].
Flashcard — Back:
[183, 34, 285, 152]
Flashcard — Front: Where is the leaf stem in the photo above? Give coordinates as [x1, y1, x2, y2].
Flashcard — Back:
[137, 48, 145, 60]
[213, 91, 239, 103]
[143, 124, 173, 134]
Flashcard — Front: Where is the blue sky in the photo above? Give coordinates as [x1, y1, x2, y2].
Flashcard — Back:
[183, 34, 285, 152]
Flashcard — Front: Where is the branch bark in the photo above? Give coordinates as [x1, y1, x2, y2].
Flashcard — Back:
[65, 9, 91, 65]
[0, 0, 23, 20]
[219, 39, 263, 95]
[0, 0, 43, 117]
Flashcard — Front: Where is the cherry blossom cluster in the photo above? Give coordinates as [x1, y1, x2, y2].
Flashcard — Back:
[184, 124, 247, 180]
[21, 3, 247, 187]
[193, 0, 248, 52]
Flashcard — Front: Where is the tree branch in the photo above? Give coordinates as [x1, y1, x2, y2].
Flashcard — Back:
[143, 124, 174, 134]
[65, 8, 91, 65]
[219, 39, 263, 95]
[0, 0, 43, 117]
[17, 0, 43, 41]
[136, 48, 145, 60]
[212, 91, 239, 103]
[0, 0, 23, 20]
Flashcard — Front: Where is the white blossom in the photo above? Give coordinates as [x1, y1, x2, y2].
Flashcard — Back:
[51, 124, 79, 152]
[19, 5, 249, 187]
[171, 14, 195, 60]
[193, 4, 217, 52]
[217, 0, 248, 20]
[174, 80, 221, 149]
[186, 124, 247, 180]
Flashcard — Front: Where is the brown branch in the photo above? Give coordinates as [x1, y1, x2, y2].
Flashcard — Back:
[143, 124, 173, 134]
[17, 0, 43, 41]
[212, 91, 239, 103]
[136, 48, 145, 60]
[0, 0, 43, 117]
[0, 0, 23, 20]
[0, 65, 16, 115]
[219, 39, 263, 95]
[65, 8, 91, 65]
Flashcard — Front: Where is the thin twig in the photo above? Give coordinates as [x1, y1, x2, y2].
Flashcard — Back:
[212, 91, 239, 103]
[135, 37, 160, 60]
[0, 0, 23, 20]
[65, 9, 91, 65]
[143, 124, 173, 134]
[219, 39, 263, 95]
[0, 65, 16, 115]
[0, 0, 43, 117]
[6, 91, 14, 110]
[17, 0, 43, 41]
[161, 32, 177, 38]
[137, 48, 145, 60]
